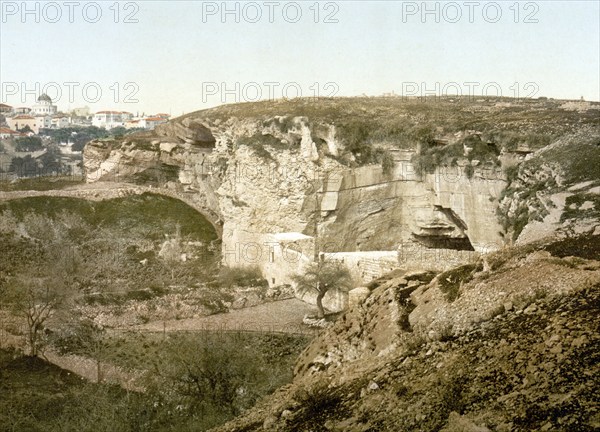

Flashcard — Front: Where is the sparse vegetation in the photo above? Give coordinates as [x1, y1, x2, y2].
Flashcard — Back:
[437, 262, 481, 302]
[412, 134, 500, 177]
[237, 133, 289, 162]
[0, 194, 218, 312]
[217, 266, 268, 289]
[0, 175, 85, 191]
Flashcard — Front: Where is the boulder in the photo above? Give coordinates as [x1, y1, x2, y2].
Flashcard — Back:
[348, 287, 371, 308]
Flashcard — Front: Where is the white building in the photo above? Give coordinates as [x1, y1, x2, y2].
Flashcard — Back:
[92, 111, 133, 129]
[31, 94, 58, 116]
[50, 115, 70, 129]
[0, 103, 13, 114]
[124, 119, 142, 129]
[36, 115, 52, 129]
[0, 127, 22, 139]
[139, 116, 168, 130]
[7, 115, 40, 134]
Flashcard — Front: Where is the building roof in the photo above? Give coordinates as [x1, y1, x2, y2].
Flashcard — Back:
[96, 110, 124, 114]
[12, 114, 35, 120]
[0, 127, 19, 134]
[145, 117, 165, 121]
[37, 94, 52, 102]
[0, 103, 12, 108]
[156, 113, 170, 117]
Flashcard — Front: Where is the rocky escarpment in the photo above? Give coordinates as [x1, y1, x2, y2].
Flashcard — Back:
[83, 98, 600, 285]
[211, 235, 600, 432]
[497, 130, 600, 244]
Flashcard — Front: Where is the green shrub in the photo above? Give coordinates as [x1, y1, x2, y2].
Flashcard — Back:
[15, 136, 44, 152]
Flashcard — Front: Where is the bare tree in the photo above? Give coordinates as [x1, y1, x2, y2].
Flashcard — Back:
[292, 259, 353, 318]
[4, 277, 62, 357]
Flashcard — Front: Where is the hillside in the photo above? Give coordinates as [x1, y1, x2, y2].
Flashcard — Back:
[212, 235, 600, 432]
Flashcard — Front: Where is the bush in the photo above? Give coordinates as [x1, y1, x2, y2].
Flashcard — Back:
[437, 263, 481, 302]
[217, 266, 268, 288]
[412, 135, 500, 177]
[292, 383, 342, 419]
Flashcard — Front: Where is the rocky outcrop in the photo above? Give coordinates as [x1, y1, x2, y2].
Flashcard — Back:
[83, 112, 507, 284]
[497, 129, 600, 244]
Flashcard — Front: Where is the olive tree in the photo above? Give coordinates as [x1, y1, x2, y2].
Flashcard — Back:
[292, 259, 353, 319]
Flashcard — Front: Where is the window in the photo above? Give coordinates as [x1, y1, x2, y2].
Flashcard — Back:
[270, 250, 275, 263]
[272, 278, 275, 285]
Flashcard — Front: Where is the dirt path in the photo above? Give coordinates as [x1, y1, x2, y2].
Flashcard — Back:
[132, 299, 319, 335]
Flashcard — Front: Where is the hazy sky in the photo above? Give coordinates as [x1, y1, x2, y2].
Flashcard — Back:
[1, 1, 599, 115]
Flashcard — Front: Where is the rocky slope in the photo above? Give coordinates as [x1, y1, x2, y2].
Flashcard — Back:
[498, 130, 600, 244]
[83, 97, 600, 280]
[211, 235, 600, 431]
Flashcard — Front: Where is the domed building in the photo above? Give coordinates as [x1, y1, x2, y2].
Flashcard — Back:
[31, 94, 57, 115]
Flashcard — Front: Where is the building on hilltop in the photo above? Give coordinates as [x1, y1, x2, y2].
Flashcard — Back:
[0, 127, 23, 139]
[50, 114, 70, 129]
[140, 116, 167, 130]
[31, 94, 58, 116]
[92, 111, 133, 129]
[0, 103, 13, 114]
[124, 119, 142, 129]
[6, 114, 41, 134]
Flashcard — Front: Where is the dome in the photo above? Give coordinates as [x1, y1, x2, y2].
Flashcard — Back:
[37, 94, 52, 103]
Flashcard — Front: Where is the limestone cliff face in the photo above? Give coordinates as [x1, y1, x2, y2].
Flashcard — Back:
[83, 113, 507, 282]
[497, 129, 600, 245]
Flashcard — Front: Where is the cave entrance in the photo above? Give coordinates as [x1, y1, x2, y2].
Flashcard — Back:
[412, 234, 475, 251]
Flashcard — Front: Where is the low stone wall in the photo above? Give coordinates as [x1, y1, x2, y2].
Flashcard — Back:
[323, 251, 399, 284]
[398, 241, 479, 272]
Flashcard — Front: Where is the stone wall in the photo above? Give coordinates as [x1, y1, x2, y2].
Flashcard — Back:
[323, 251, 399, 284]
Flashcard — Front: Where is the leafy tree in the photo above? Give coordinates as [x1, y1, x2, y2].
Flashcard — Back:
[37, 146, 68, 175]
[9, 155, 38, 176]
[292, 259, 353, 318]
[15, 136, 43, 152]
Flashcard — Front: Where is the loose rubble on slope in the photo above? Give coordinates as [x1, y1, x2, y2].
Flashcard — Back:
[212, 235, 600, 432]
